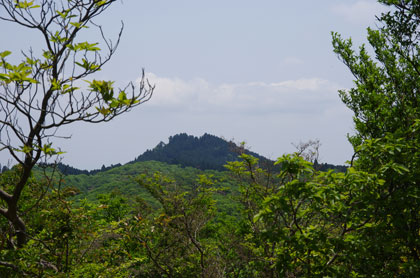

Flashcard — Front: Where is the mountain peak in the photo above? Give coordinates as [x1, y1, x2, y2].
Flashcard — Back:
[133, 133, 266, 171]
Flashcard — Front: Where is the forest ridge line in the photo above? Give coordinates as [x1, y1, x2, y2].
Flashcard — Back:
[48, 133, 347, 176]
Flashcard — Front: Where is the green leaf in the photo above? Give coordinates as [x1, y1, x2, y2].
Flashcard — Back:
[96, 107, 111, 116]
[56, 9, 69, 19]
[69, 21, 88, 29]
[0, 50, 12, 58]
[0, 73, 9, 82]
[95, 0, 108, 7]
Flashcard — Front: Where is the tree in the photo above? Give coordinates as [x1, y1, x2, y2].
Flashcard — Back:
[0, 0, 153, 248]
[220, 1, 420, 275]
[332, 0, 420, 275]
[0, 167, 134, 277]
[223, 152, 379, 277]
[124, 173, 222, 277]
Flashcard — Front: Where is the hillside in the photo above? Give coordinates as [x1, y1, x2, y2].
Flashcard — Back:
[132, 133, 271, 171]
[61, 133, 346, 210]
[55, 132, 346, 178]
[66, 160, 225, 197]
[64, 160, 239, 213]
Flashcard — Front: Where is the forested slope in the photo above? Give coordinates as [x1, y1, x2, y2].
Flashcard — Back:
[132, 133, 270, 171]
[64, 160, 239, 213]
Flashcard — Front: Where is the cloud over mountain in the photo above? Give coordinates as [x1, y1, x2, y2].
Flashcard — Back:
[141, 73, 344, 115]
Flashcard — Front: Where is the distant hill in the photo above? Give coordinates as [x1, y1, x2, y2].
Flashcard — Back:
[47, 133, 347, 207]
[315, 161, 348, 173]
[51, 133, 346, 176]
[55, 163, 122, 176]
[132, 133, 271, 171]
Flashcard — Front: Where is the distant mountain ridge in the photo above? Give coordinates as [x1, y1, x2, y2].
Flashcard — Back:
[55, 163, 122, 176]
[55, 133, 347, 175]
[132, 133, 270, 171]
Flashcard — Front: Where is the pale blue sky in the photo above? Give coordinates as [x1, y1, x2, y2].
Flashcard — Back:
[1, 0, 388, 169]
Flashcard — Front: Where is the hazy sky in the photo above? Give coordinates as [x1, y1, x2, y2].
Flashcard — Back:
[1, 0, 389, 169]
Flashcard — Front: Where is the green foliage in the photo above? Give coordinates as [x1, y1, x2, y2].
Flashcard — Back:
[134, 133, 271, 171]
[331, 1, 420, 275]
[0, 168, 135, 277]
[122, 172, 223, 277]
[96, 190, 129, 222]
[0, 53, 38, 84]
[64, 160, 239, 214]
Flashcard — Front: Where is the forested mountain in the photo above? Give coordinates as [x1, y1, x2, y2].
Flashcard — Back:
[59, 133, 346, 214]
[133, 133, 272, 171]
[133, 133, 347, 172]
[315, 160, 348, 173]
[55, 133, 346, 176]
[55, 162, 122, 176]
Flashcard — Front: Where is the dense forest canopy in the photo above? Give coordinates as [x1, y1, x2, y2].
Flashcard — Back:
[1, 0, 420, 277]
[134, 133, 270, 171]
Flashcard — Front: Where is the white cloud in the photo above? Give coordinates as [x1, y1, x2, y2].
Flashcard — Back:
[269, 78, 335, 91]
[140, 73, 209, 106]
[331, 0, 388, 25]
[140, 73, 345, 115]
